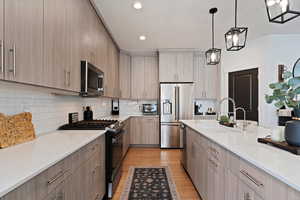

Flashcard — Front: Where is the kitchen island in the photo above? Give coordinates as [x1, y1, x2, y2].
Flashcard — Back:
[181, 120, 300, 200]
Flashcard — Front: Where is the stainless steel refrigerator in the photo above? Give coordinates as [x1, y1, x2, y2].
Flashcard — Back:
[160, 84, 194, 148]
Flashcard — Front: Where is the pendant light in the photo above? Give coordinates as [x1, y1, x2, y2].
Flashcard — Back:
[265, 0, 300, 23]
[205, 8, 221, 65]
[225, 0, 248, 51]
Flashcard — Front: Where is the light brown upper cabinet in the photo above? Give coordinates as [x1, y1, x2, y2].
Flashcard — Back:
[193, 54, 220, 100]
[131, 55, 159, 100]
[0, 0, 118, 93]
[4, 0, 44, 85]
[159, 52, 194, 83]
[0, 0, 3, 80]
[105, 39, 120, 98]
[44, 0, 72, 90]
[119, 52, 131, 99]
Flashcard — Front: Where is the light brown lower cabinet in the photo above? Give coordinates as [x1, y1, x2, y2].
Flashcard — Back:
[1, 135, 106, 200]
[123, 119, 131, 157]
[185, 127, 300, 200]
[130, 116, 159, 145]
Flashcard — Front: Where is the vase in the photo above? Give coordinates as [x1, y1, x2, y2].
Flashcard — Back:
[285, 108, 300, 147]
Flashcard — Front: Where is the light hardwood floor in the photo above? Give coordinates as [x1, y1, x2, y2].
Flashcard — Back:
[112, 148, 201, 200]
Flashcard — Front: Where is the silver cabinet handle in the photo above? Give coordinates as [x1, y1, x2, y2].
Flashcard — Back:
[208, 158, 218, 168]
[94, 194, 100, 200]
[0, 40, 3, 75]
[68, 71, 71, 87]
[47, 170, 64, 185]
[9, 44, 16, 77]
[244, 192, 251, 200]
[240, 170, 264, 187]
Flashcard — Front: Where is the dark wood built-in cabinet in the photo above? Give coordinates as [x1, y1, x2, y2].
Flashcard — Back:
[229, 68, 259, 121]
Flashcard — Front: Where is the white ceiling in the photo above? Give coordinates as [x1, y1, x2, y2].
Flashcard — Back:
[94, 0, 300, 51]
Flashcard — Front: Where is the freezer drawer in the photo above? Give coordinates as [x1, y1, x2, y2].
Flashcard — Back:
[160, 123, 181, 148]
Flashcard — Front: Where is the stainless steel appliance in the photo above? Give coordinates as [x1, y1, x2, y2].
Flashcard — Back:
[142, 104, 158, 115]
[58, 118, 124, 199]
[160, 84, 194, 148]
[80, 60, 104, 97]
[105, 122, 124, 199]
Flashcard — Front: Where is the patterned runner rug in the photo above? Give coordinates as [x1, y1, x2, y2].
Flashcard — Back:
[120, 166, 180, 200]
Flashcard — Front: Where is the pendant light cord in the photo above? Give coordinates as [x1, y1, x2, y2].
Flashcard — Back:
[212, 13, 215, 48]
[235, 0, 237, 27]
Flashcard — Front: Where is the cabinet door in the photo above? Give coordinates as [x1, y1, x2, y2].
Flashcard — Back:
[142, 117, 159, 145]
[288, 188, 300, 200]
[225, 169, 239, 200]
[2, 179, 36, 200]
[105, 39, 119, 97]
[0, 0, 3, 80]
[205, 64, 219, 99]
[131, 56, 145, 99]
[44, 0, 71, 89]
[159, 52, 177, 82]
[4, 0, 43, 85]
[119, 53, 131, 99]
[194, 139, 208, 200]
[177, 52, 194, 82]
[68, 0, 89, 92]
[123, 120, 131, 156]
[193, 54, 206, 99]
[130, 117, 142, 144]
[207, 158, 225, 200]
[186, 128, 195, 178]
[114, 48, 120, 97]
[95, 21, 108, 73]
[144, 56, 159, 100]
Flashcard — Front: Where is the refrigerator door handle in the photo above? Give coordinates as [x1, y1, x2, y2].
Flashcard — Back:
[175, 86, 180, 121]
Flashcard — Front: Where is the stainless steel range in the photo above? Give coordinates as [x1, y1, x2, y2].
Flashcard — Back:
[58, 117, 124, 199]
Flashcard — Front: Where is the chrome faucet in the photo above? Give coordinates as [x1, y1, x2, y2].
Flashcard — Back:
[236, 107, 247, 131]
[218, 97, 237, 123]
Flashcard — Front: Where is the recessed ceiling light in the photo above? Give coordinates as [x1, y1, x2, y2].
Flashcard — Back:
[133, 1, 142, 10]
[139, 35, 146, 41]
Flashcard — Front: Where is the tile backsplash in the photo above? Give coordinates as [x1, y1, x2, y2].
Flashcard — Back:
[119, 100, 158, 115]
[0, 81, 111, 135]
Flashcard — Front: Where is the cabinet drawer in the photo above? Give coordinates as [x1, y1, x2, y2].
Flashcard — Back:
[42, 181, 65, 200]
[81, 137, 101, 161]
[35, 160, 67, 199]
[239, 179, 263, 200]
[226, 151, 240, 175]
[208, 141, 226, 165]
[239, 159, 267, 199]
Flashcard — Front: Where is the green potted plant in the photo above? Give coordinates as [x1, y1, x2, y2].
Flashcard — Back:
[218, 115, 234, 127]
[265, 71, 300, 146]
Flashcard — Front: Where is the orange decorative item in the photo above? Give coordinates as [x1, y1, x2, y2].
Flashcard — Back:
[0, 112, 36, 148]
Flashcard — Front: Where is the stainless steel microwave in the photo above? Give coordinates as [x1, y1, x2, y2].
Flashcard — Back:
[80, 60, 104, 97]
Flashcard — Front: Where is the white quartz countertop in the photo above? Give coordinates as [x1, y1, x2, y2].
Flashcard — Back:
[0, 114, 157, 197]
[0, 130, 106, 197]
[181, 120, 300, 192]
